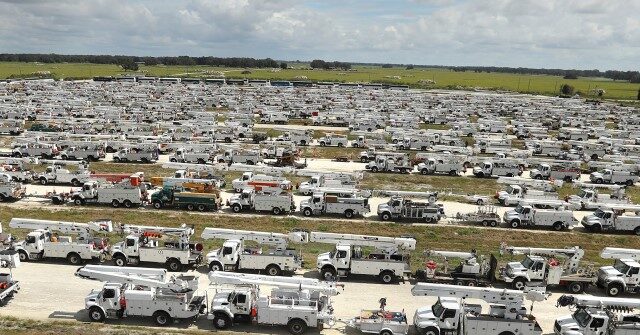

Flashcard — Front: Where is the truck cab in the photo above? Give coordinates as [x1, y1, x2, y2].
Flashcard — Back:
[473, 162, 492, 177]
[413, 297, 470, 334]
[209, 288, 255, 327]
[85, 282, 124, 319]
[581, 208, 613, 231]
[18, 230, 49, 259]
[501, 255, 549, 289]
[206, 240, 248, 272]
[530, 164, 550, 179]
[554, 309, 610, 335]
[317, 244, 353, 279]
[503, 204, 532, 226]
[597, 259, 640, 296]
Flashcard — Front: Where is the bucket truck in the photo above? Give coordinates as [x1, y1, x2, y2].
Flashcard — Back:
[300, 191, 370, 218]
[8, 218, 112, 265]
[502, 202, 577, 231]
[415, 250, 497, 287]
[0, 173, 26, 202]
[0, 249, 20, 304]
[201, 228, 308, 275]
[499, 245, 596, 293]
[310, 232, 416, 284]
[554, 294, 640, 335]
[227, 189, 296, 215]
[597, 247, 640, 296]
[35, 163, 91, 186]
[110, 224, 203, 271]
[567, 183, 630, 210]
[66, 176, 145, 208]
[581, 206, 640, 235]
[208, 272, 339, 335]
[75, 265, 206, 326]
[411, 283, 547, 335]
[590, 169, 638, 186]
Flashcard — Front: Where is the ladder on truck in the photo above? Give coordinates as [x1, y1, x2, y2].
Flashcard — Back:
[201, 228, 308, 250]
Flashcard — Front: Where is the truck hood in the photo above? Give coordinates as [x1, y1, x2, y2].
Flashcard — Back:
[472, 167, 481, 173]
[299, 199, 311, 207]
[505, 262, 526, 277]
[554, 315, 583, 335]
[497, 191, 509, 199]
[413, 306, 437, 328]
[229, 194, 241, 202]
[206, 249, 220, 260]
[85, 291, 100, 306]
[377, 203, 390, 212]
[211, 292, 232, 310]
[111, 241, 124, 253]
[590, 172, 603, 180]
[580, 215, 600, 227]
[599, 266, 623, 278]
[529, 168, 541, 176]
[503, 210, 519, 220]
[317, 252, 332, 266]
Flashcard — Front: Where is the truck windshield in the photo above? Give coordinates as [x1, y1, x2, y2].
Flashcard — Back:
[515, 204, 524, 213]
[432, 300, 445, 318]
[506, 186, 514, 194]
[576, 189, 587, 198]
[614, 260, 630, 274]
[593, 209, 605, 218]
[573, 309, 591, 328]
[521, 257, 534, 269]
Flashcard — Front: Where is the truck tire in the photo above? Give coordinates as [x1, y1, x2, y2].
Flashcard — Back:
[123, 200, 133, 208]
[88, 307, 105, 322]
[635, 227, 640, 236]
[111, 200, 120, 208]
[152, 200, 163, 209]
[510, 220, 520, 228]
[113, 255, 127, 267]
[153, 311, 172, 326]
[39, 177, 48, 185]
[209, 262, 223, 272]
[489, 220, 498, 227]
[187, 204, 195, 211]
[512, 278, 527, 290]
[568, 282, 585, 294]
[498, 332, 515, 335]
[421, 146, 427, 151]
[371, 166, 379, 173]
[17, 250, 28, 262]
[303, 208, 313, 217]
[627, 180, 635, 186]
[113, 157, 120, 163]
[607, 283, 623, 297]
[74, 197, 85, 206]
[380, 331, 392, 335]
[320, 141, 326, 147]
[361, 157, 368, 163]
[197, 158, 206, 164]
[197, 204, 207, 212]
[449, 170, 457, 176]
[287, 318, 307, 335]
[212, 312, 231, 330]
[380, 212, 392, 221]
[266, 264, 281, 276]
[552, 222, 564, 231]
[232, 204, 242, 213]
[506, 173, 514, 177]
[425, 216, 434, 223]
[141, 158, 149, 164]
[420, 169, 429, 175]
[422, 326, 439, 335]
[379, 271, 395, 284]
[272, 207, 282, 215]
[300, 140, 307, 146]
[344, 209, 354, 219]
[0, 194, 5, 202]
[71, 179, 82, 187]
[595, 178, 603, 184]
[169, 158, 177, 162]
[320, 267, 337, 281]
[67, 253, 82, 265]
[166, 259, 182, 272]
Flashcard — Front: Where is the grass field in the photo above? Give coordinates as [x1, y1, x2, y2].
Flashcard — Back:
[1, 62, 638, 100]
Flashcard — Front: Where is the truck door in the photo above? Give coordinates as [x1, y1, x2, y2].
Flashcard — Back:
[124, 237, 138, 256]
[530, 260, 545, 280]
[626, 266, 640, 286]
[603, 212, 613, 228]
[585, 317, 605, 335]
[440, 308, 459, 330]
[232, 293, 249, 314]
[101, 287, 120, 310]
[335, 247, 350, 270]
[222, 244, 237, 265]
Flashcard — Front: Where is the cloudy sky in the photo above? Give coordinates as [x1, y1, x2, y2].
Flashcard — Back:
[0, 0, 638, 70]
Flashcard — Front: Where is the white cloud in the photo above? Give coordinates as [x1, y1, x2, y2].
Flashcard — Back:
[0, 0, 637, 70]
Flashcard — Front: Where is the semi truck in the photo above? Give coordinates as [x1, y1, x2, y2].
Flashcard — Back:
[201, 228, 308, 275]
[311, 232, 416, 284]
[151, 186, 222, 211]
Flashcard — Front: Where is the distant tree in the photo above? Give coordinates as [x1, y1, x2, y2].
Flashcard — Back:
[381, 64, 393, 68]
[563, 72, 578, 79]
[120, 61, 138, 71]
[560, 84, 575, 96]
[406, 64, 414, 70]
[310, 59, 327, 69]
[279, 62, 287, 69]
[631, 73, 640, 83]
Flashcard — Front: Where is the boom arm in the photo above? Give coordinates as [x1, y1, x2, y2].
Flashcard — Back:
[556, 294, 640, 311]
[75, 265, 196, 293]
[201, 228, 308, 249]
[310, 232, 416, 251]
[209, 271, 342, 296]
[600, 247, 640, 261]
[9, 218, 113, 239]
[500, 244, 585, 271]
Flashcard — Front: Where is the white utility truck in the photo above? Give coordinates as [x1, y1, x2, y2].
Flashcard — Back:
[201, 228, 308, 275]
[76, 265, 206, 326]
[0, 174, 26, 202]
[69, 176, 145, 208]
[365, 153, 412, 174]
[567, 183, 630, 210]
[529, 163, 581, 182]
[590, 169, 638, 186]
[499, 245, 596, 293]
[227, 189, 296, 215]
[112, 148, 158, 163]
[8, 218, 112, 265]
[597, 247, 640, 296]
[415, 250, 497, 287]
[169, 147, 212, 164]
[300, 191, 370, 218]
[503, 203, 577, 231]
[554, 294, 640, 335]
[208, 272, 339, 335]
[473, 161, 522, 178]
[35, 164, 91, 186]
[0, 249, 20, 304]
[496, 184, 558, 206]
[297, 173, 357, 195]
[110, 224, 203, 271]
[318, 133, 348, 147]
[311, 232, 416, 284]
[411, 283, 547, 335]
[581, 207, 640, 234]
[377, 196, 444, 223]
[417, 158, 464, 176]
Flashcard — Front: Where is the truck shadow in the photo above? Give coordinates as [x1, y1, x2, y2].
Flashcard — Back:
[302, 270, 404, 285]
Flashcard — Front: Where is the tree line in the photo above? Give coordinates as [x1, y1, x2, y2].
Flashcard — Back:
[447, 66, 640, 83]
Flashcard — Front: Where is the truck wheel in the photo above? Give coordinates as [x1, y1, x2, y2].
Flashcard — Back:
[552, 222, 564, 231]
[627, 180, 635, 186]
[113, 157, 120, 163]
[371, 166, 379, 173]
[39, 178, 48, 185]
[379, 271, 395, 284]
[489, 220, 498, 227]
[113, 255, 127, 267]
[67, 253, 82, 265]
[187, 204, 195, 211]
[266, 264, 281, 276]
[421, 169, 428, 175]
[71, 179, 81, 187]
[421, 146, 427, 151]
[232, 204, 242, 213]
[568, 282, 585, 294]
[61, 155, 69, 160]
[287, 318, 307, 335]
[123, 200, 133, 208]
[512, 278, 527, 290]
[74, 197, 85, 206]
[321, 267, 337, 281]
[197, 204, 207, 212]
[380, 212, 391, 221]
[169, 158, 177, 162]
[344, 209, 354, 219]
[272, 207, 282, 215]
[360, 157, 368, 163]
[0, 194, 5, 203]
[481, 220, 489, 227]
[425, 217, 434, 223]
[18, 250, 28, 262]
[506, 173, 514, 177]
[209, 262, 223, 272]
[300, 140, 307, 146]
[52, 196, 62, 205]
[422, 326, 439, 335]
[212, 312, 231, 330]
[607, 283, 623, 297]
[88, 307, 105, 322]
[303, 208, 313, 217]
[197, 158, 206, 164]
[595, 179, 603, 184]
[152, 200, 163, 209]
[141, 158, 149, 164]
[111, 200, 120, 208]
[320, 141, 326, 147]
[510, 220, 520, 228]
[153, 311, 172, 326]
[380, 331, 392, 335]
[246, 160, 254, 165]
[166, 259, 182, 272]
[635, 227, 640, 236]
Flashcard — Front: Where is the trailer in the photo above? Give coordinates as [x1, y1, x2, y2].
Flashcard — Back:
[415, 250, 497, 287]
[0, 250, 20, 304]
[76, 265, 205, 326]
[8, 218, 112, 264]
[311, 232, 416, 283]
[347, 299, 409, 335]
[453, 205, 500, 227]
[201, 228, 308, 275]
